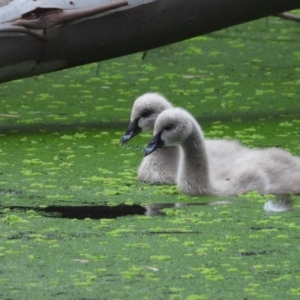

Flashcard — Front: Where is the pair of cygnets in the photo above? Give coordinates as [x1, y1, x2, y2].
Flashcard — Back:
[121, 93, 300, 197]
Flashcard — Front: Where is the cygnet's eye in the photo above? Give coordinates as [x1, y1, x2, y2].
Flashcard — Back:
[164, 124, 174, 131]
[141, 110, 151, 118]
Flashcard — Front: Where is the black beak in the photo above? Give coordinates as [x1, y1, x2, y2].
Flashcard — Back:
[144, 131, 164, 156]
[120, 118, 141, 145]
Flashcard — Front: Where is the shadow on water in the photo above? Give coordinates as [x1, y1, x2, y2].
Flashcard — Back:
[0, 201, 232, 220]
[0, 120, 128, 135]
[1, 107, 300, 135]
[0, 188, 293, 219]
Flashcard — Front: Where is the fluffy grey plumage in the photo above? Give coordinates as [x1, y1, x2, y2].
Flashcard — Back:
[147, 107, 300, 196]
[124, 93, 180, 184]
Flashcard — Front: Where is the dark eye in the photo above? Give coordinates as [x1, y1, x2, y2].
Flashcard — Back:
[165, 124, 173, 131]
[141, 110, 151, 118]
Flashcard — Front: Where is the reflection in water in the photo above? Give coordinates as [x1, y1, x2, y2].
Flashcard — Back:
[0, 195, 293, 220]
[145, 201, 232, 216]
[0, 201, 232, 220]
[263, 194, 293, 212]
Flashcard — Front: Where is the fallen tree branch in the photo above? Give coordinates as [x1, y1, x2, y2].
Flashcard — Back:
[277, 12, 300, 22]
[0, 0, 299, 83]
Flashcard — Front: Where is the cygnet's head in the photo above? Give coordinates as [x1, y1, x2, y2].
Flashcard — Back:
[121, 93, 172, 144]
[144, 108, 194, 156]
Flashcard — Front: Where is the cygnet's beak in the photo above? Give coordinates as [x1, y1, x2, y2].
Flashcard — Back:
[120, 118, 141, 145]
[144, 131, 164, 156]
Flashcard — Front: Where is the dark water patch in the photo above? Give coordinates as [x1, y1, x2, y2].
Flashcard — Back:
[250, 226, 280, 231]
[0, 189, 22, 195]
[237, 249, 277, 256]
[1, 204, 146, 220]
[258, 269, 300, 276]
[142, 230, 199, 235]
[42, 204, 146, 219]
[0, 201, 231, 220]
[0, 120, 129, 135]
[5, 230, 104, 240]
[75, 298, 107, 300]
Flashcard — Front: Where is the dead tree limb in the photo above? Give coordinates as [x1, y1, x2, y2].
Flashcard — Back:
[0, 0, 299, 83]
[277, 12, 300, 22]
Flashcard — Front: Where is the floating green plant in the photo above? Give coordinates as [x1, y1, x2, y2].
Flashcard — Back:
[0, 15, 300, 300]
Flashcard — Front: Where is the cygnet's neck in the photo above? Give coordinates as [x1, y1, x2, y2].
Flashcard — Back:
[177, 123, 214, 195]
